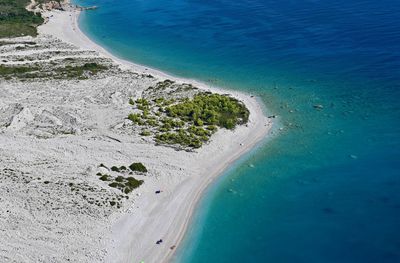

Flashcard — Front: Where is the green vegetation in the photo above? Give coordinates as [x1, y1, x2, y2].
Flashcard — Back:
[115, 176, 124, 182]
[140, 130, 151, 136]
[111, 166, 120, 172]
[129, 162, 148, 173]
[156, 79, 174, 88]
[127, 92, 249, 149]
[156, 129, 203, 148]
[100, 174, 143, 194]
[97, 172, 144, 194]
[128, 113, 144, 125]
[54, 63, 108, 79]
[97, 162, 146, 194]
[0, 0, 44, 38]
[0, 64, 38, 79]
[99, 174, 110, 181]
[0, 63, 108, 80]
[165, 93, 249, 129]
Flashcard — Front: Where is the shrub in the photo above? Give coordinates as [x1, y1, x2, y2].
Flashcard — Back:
[140, 130, 151, 136]
[146, 119, 158, 127]
[127, 92, 249, 149]
[0, 65, 38, 77]
[111, 166, 120, 172]
[109, 182, 119, 188]
[195, 118, 204, 126]
[207, 125, 217, 132]
[124, 177, 144, 193]
[165, 93, 249, 129]
[126, 177, 143, 186]
[99, 175, 109, 181]
[115, 176, 124, 182]
[109, 182, 124, 188]
[129, 162, 147, 173]
[136, 98, 149, 109]
[128, 113, 141, 123]
[0, 0, 44, 38]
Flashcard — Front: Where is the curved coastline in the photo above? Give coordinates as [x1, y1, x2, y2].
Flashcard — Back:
[39, 8, 274, 263]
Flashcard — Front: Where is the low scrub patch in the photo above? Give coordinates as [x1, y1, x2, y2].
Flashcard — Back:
[129, 162, 148, 173]
[127, 91, 249, 149]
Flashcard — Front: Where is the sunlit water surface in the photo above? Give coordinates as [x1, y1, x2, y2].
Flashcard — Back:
[75, 0, 400, 262]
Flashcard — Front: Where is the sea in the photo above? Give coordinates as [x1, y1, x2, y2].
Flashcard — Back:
[74, 0, 400, 262]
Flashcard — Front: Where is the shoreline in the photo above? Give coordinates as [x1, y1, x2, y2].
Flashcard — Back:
[167, 134, 269, 262]
[39, 8, 273, 263]
[41, 8, 225, 93]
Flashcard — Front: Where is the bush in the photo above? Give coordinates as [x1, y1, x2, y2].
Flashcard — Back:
[109, 182, 119, 188]
[54, 63, 107, 79]
[146, 119, 158, 127]
[115, 176, 124, 182]
[126, 177, 143, 186]
[124, 177, 144, 193]
[129, 162, 147, 173]
[140, 130, 151, 136]
[99, 175, 109, 181]
[111, 166, 120, 172]
[0, 65, 38, 78]
[109, 182, 124, 188]
[128, 113, 141, 123]
[0, 0, 44, 38]
[127, 92, 249, 149]
[207, 125, 217, 132]
[165, 93, 249, 129]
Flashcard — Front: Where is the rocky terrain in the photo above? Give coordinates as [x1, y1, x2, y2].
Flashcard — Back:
[0, 34, 199, 262]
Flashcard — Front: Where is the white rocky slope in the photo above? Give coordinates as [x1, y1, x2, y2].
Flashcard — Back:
[0, 35, 196, 262]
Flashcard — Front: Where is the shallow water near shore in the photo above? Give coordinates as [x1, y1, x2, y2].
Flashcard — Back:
[75, 0, 400, 262]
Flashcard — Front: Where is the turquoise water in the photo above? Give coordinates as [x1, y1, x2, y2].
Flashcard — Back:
[75, 0, 400, 262]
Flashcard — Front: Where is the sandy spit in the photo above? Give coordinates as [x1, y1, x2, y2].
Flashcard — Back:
[30, 7, 274, 263]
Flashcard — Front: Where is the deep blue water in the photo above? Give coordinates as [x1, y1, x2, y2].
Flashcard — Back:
[74, 0, 400, 262]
